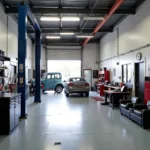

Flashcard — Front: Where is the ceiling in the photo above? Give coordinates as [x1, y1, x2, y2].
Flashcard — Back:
[1, 0, 146, 46]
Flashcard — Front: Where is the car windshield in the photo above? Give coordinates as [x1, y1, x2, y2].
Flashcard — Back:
[70, 78, 86, 82]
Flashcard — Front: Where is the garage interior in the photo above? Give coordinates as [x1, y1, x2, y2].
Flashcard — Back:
[1, 0, 150, 150]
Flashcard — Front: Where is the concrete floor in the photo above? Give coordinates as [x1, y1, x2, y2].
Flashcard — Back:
[0, 92, 150, 150]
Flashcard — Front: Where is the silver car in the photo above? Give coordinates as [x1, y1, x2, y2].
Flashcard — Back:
[64, 77, 90, 97]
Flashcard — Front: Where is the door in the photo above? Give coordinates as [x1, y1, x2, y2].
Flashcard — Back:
[9, 101, 15, 132]
[10, 65, 15, 82]
[14, 97, 21, 126]
[28, 69, 32, 81]
[135, 62, 144, 100]
[44, 74, 55, 90]
[83, 69, 92, 89]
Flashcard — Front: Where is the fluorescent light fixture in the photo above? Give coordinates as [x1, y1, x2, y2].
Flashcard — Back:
[40, 17, 60, 21]
[84, 16, 104, 20]
[76, 35, 94, 38]
[46, 36, 61, 39]
[60, 32, 74, 35]
[61, 17, 80, 22]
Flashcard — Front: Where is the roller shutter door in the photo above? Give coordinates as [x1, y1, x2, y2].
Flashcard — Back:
[47, 49, 81, 60]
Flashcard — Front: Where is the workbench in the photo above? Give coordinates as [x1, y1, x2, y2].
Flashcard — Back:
[104, 85, 121, 90]
[0, 93, 21, 135]
[101, 90, 130, 109]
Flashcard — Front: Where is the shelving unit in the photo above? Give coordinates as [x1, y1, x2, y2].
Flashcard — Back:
[98, 70, 110, 82]
[0, 53, 10, 90]
[97, 70, 110, 96]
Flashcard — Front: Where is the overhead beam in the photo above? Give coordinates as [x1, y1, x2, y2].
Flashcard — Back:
[5, 7, 136, 15]
[27, 28, 113, 34]
[32, 39, 99, 46]
[83, 0, 124, 46]
[135, 0, 146, 8]
[1, 0, 10, 8]
[47, 43, 81, 46]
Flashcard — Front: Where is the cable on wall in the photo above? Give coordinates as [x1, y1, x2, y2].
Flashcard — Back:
[99, 44, 150, 63]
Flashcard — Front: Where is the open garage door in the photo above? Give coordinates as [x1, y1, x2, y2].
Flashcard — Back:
[47, 47, 81, 60]
[47, 47, 82, 80]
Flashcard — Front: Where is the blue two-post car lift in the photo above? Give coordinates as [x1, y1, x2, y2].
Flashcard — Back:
[18, 2, 41, 118]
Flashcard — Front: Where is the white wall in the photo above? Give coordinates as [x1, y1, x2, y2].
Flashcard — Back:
[7, 15, 18, 59]
[83, 43, 99, 86]
[0, 5, 34, 79]
[32, 45, 47, 71]
[99, 0, 150, 95]
[0, 6, 7, 53]
[27, 37, 33, 69]
[41, 46, 46, 70]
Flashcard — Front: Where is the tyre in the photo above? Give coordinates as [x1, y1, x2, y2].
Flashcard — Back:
[80, 93, 84, 97]
[55, 85, 63, 94]
[85, 92, 89, 97]
[42, 89, 45, 94]
[66, 93, 69, 97]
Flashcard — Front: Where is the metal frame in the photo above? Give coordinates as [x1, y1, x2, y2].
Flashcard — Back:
[83, 0, 124, 46]
[5, 7, 136, 15]
[18, 2, 41, 119]
[27, 28, 113, 34]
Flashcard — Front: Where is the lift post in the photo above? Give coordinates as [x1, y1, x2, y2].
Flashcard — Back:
[18, 4, 28, 118]
[35, 30, 41, 103]
[18, 2, 41, 119]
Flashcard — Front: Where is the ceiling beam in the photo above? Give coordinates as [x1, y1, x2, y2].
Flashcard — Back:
[135, 0, 146, 8]
[33, 39, 98, 46]
[46, 42, 81, 46]
[46, 39, 99, 44]
[27, 28, 113, 34]
[5, 7, 136, 15]
[1, 0, 10, 8]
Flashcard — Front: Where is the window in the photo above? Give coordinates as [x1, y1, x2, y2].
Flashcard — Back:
[47, 74, 51, 79]
[93, 70, 98, 78]
[47, 60, 81, 81]
[122, 64, 131, 83]
[51, 74, 55, 79]
[55, 74, 61, 79]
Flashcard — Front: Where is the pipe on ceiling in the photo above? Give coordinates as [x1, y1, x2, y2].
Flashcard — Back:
[82, 0, 124, 47]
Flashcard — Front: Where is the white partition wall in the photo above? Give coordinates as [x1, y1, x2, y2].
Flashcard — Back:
[99, 0, 150, 95]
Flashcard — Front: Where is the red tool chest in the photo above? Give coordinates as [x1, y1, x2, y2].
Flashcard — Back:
[144, 77, 150, 104]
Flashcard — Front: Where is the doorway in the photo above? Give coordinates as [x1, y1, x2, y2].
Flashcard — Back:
[135, 62, 145, 100]
[47, 60, 81, 81]
[83, 69, 92, 89]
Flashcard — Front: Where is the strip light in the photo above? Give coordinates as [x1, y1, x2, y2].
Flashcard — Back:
[60, 32, 74, 35]
[46, 36, 61, 39]
[76, 35, 93, 38]
[41, 16, 80, 22]
[40, 17, 60, 21]
[61, 17, 80, 21]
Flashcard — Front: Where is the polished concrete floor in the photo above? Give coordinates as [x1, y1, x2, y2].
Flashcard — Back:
[0, 92, 150, 150]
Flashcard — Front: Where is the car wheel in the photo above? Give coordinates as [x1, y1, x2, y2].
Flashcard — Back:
[85, 92, 89, 97]
[42, 90, 45, 94]
[66, 93, 69, 97]
[80, 93, 84, 97]
[55, 85, 63, 94]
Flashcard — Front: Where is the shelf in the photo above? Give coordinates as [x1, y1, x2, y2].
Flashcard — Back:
[0, 68, 8, 70]
[0, 77, 8, 79]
